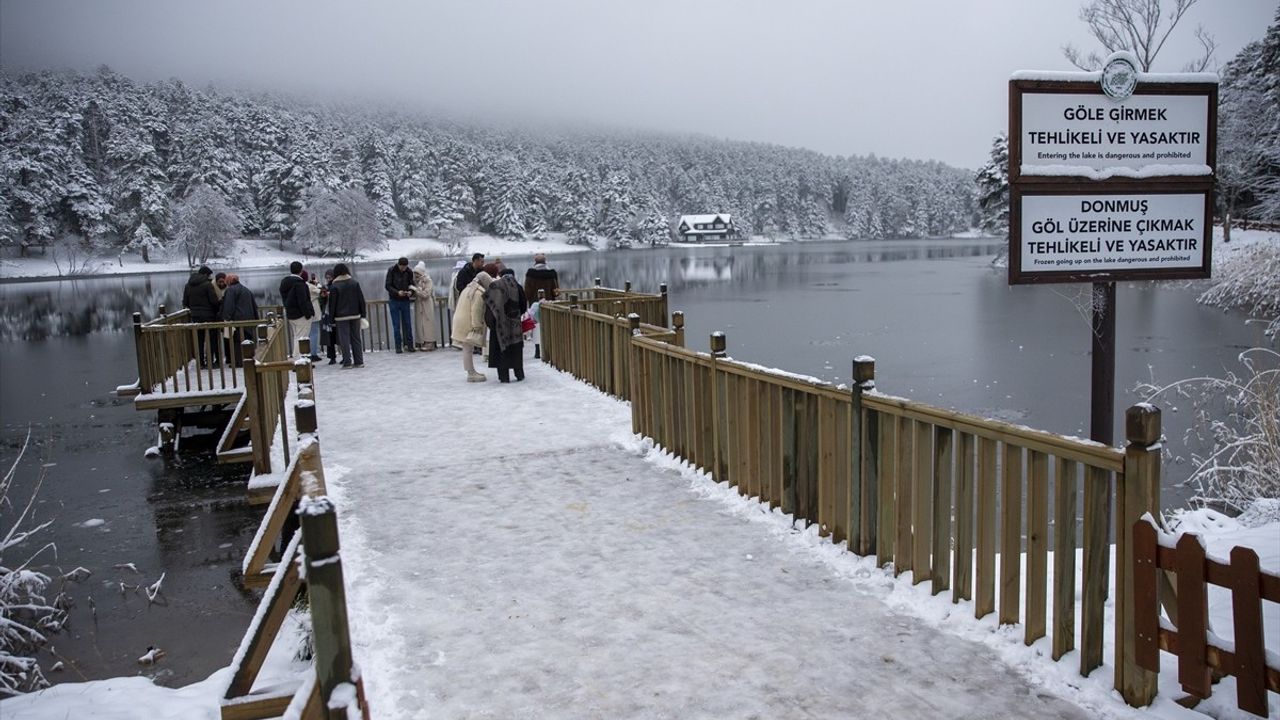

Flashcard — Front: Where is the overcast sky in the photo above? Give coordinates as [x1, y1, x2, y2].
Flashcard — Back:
[1, 0, 1274, 168]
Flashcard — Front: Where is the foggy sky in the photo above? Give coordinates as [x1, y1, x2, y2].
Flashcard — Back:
[1, 0, 1273, 168]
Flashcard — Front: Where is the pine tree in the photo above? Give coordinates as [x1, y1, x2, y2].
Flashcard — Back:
[974, 133, 1009, 238]
[359, 132, 399, 236]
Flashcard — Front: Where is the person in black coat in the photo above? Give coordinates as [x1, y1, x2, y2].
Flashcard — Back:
[327, 263, 367, 368]
[182, 265, 221, 366]
[384, 257, 415, 353]
[220, 273, 259, 363]
[454, 252, 485, 294]
[279, 261, 314, 357]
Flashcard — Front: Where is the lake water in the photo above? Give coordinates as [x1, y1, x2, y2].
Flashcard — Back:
[0, 238, 1265, 687]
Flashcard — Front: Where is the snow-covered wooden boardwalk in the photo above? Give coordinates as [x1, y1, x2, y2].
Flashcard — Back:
[317, 351, 1095, 720]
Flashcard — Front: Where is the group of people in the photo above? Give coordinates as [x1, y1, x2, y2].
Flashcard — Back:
[449, 252, 559, 383]
[180, 252, 560, 382]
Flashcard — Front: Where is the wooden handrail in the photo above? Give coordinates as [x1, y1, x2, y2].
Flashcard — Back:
[541, 296, 1163, 709]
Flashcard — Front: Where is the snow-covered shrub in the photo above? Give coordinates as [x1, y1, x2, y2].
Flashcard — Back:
[295, 187, 386, 260]
[171, 185, 239, 267]
[1199, 238, 1280, 337]
[48, 234, 97, 277]
[1136, 347, 1280, 514]
[0, 433, 62, 696]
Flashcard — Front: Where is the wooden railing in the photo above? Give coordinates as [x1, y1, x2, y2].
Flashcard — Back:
[220, 328, 296, 476]
[125, 304, 285, 399]
[361, 296, 453, 353]
[540, 293, 1170, 708]
[1134, 519, 1280, 716]
[222, 384, 370, 719]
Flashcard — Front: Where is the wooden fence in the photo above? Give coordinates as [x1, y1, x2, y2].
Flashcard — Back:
[222, 382, 370, 719]
[360, 296, 453, 353]
[539, 289, 1169, 708]
[1134, 519, 1280, 716]
[124, 304, 284, 403]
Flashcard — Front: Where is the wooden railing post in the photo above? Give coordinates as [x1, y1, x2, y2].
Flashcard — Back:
[1116, 403, 1161, 707]
[624, 280, 632, 292]
[627, 314, 642, 427]
[159, 303, 167, 317]
[568, 294, 580, 379]
[672, 311, 685, 348]
[133, 312, 151, 394]
[710, 332, 727, 483]
[299, 336, 312, 359]
[296, 399, 318, 436]
[242, 340, 271, 475]
[299, 497, 355, 719]
[851, 356, 876, 556]
[535, 289, 546, 360]
[659, 283, 669, 326]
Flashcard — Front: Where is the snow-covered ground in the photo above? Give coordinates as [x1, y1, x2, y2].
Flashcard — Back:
[6, 345, 1276, 718]
[0, 233, 592, 280]
[311, 350, 1278, 719]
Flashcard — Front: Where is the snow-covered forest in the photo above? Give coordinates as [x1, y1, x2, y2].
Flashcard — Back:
[0, 68, 977, 260]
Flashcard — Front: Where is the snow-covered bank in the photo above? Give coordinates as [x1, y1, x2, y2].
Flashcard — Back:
[0, 609, 311, 718]
[0, 233, 592, 281]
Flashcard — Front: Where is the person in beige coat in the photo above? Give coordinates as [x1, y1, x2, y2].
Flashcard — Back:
[411, 261, 437, 350]
[450, 270, 493, 382]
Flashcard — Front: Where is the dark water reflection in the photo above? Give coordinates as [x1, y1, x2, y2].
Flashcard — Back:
[0, 238, 1268, 686]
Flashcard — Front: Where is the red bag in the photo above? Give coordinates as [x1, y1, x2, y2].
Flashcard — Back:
[521, 314, 536, 333]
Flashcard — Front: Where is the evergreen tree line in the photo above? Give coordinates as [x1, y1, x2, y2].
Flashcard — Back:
[975, 9, 1280, 239]
[0, 67, 978, 260]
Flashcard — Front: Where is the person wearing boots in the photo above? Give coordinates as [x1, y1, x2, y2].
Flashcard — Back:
[451, 270, 492, 382]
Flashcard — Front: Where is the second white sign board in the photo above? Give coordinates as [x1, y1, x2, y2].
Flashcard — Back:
[1018, 192, 1208, 276]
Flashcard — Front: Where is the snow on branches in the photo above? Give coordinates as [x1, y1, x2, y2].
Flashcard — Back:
[0, 431, 63, 696]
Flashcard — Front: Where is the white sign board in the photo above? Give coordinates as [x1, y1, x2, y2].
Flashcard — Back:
[1018, 192, 1207, 277]
[1019, 93, 1210, 177]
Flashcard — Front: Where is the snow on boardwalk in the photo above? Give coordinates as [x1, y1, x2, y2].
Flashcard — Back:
[317, 352, 1092, 720]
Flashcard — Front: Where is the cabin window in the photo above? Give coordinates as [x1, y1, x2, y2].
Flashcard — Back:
[713, 222, 723, 229]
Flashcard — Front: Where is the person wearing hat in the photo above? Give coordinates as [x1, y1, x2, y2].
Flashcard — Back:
[385, 256, 416, 353]
[410, 261, 438, 351]
[451, 270, 493, 382]
[182, 265, 221, 367]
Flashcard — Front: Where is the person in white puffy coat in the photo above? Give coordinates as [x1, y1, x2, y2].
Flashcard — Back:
[450, 271, 492, 381]
[411, 261, 437, 350]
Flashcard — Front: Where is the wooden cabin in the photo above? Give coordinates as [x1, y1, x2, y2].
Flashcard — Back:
[676, 214, 735, 243]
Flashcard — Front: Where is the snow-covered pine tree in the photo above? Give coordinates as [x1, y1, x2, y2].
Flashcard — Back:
[974, 133, 1009, 238]
[359, 132, 400, 237]
[600, 172, 633, 248]
[106, 123, 170, 262]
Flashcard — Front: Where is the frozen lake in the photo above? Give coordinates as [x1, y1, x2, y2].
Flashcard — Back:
[0, 237, 1264, 686]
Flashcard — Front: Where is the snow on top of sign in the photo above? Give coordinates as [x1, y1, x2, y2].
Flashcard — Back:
[1010, 69, 1218, 84]
[1020, 163, 1213, 179]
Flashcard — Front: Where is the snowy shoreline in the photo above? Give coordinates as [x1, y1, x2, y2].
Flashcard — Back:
[0, 232, 1000, 283]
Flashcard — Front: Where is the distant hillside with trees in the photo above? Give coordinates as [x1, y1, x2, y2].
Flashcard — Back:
[0, 67, 978, 260]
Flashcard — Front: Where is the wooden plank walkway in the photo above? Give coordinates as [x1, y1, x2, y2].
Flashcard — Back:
[316, 351, 1097, 720]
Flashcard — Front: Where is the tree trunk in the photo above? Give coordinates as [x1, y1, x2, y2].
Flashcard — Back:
[1224, 206, 1232, 244]
[142, 245, 150, 263]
